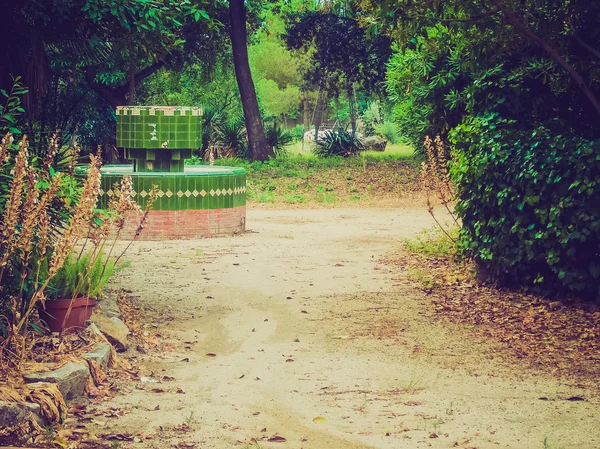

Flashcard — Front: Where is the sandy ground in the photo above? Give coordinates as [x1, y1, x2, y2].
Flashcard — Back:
[95, 208, 599, 449]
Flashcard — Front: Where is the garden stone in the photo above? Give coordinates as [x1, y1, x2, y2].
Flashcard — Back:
[92, 315, 130, 352]
[304, 130, 316, 141]
[24, 362, 90, 400]
[0, 400, 43, 427]
[362, 136, 387, 151]
[83, 342, 112, 370]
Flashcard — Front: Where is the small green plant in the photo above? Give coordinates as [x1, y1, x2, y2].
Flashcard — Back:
[289, 124, 304, 142]
[400, 368, 429, 394]
[316, 191, 336, 204]
[240, 443, 264, 449]
[284, 194, 304, 204]
[44, 249, 117, 299]
[0, 76, 28, 135]
[542, 437, 565, 449]
[184, 411, 197, 430]
[43, 424, 56, 446]
[404, 227, 458, 258]
[111, 441, 121, 449]
[256, 191, 275, 203]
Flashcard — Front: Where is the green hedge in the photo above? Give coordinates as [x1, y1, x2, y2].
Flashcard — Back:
[450, 116, 600, 300]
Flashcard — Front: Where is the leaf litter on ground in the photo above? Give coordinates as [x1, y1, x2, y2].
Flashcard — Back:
[382, 247, 600, 385]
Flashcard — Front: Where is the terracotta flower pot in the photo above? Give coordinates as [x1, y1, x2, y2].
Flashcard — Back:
[39, 296, 97, 333]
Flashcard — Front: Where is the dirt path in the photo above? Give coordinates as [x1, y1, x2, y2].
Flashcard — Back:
[97, 208, 598, 449]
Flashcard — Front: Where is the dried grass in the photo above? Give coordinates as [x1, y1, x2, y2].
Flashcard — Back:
[26, 382, 67, 423]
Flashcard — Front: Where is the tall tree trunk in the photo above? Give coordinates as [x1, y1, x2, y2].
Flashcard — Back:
[229, 0, 273, 161]
[303, 94, 310, 134]
[128, 55, 135, 106]
[348, 83, 357, 138]
[314, 88, 325, 141]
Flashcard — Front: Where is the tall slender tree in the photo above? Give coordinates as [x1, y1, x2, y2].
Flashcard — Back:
[229, 0, 273, 161]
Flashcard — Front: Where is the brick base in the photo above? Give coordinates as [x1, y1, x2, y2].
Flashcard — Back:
[120, 206, 246, 240]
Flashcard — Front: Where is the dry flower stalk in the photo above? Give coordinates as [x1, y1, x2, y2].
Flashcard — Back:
[421, 135, 459, 242]
[14, 150, 102, 335]
[42, 133, 59, 178]
[0, 136, 29, 284]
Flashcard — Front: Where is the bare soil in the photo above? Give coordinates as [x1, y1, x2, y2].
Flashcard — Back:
[89, 207, 598, 449]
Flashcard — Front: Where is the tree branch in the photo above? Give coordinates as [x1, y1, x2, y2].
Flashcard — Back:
[487, 0, 600, 117]
[84, 59, 166, 109]
[573, 35, 600, 61]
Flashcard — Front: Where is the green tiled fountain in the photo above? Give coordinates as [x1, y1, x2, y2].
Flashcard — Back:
[99, 106, 246, 239]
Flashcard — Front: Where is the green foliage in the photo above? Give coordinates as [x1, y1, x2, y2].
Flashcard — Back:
[45, 250, 116, 300]
[265, 125, 293, 153]
[404, 227, 458, 258]
[289, 124, 305, 142]
[249, 34, 304, 120]
[314, 128, 363, 158]
[214, 118, 248, 157]
[450, 115, 600, 300]
[285, 11, 391, 97]
[0, 77, 27, 135]
[375, 122, 401, 144]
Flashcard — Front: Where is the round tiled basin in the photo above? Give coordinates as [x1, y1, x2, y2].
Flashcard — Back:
[99, 165, 246, 240]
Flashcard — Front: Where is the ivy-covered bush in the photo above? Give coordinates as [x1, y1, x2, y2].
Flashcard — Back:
[450, 115, 600, 300]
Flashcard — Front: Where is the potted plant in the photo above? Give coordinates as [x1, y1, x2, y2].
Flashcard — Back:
[39, 250, 117, 333]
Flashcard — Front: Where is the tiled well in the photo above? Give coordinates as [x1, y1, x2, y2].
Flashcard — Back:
[99, 165, 246, 211]
[116, 106, 203, 150]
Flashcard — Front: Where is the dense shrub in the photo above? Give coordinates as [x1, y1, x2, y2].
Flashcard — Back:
[450, 115, 600, 300]
[375, 122, 401, 144]
[289, 124, 304, 142]
[313, 128, 363, 158]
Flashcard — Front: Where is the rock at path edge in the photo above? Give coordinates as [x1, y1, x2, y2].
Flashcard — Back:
[92, 315, 130, 352]
[23, 362, 90, 400]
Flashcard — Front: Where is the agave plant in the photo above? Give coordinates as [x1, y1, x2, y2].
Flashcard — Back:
[214, 117, 248, 158]
[200, 105, 225, 153]
[313, 128, 363, 158]
[265, 125, 293, 155]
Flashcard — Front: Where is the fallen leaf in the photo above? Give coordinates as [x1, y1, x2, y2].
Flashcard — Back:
[285, 358, 294, 363]
[150, 388, 166, 393]
[205, 353, 217, 357]
[268, 435, 287, 442]
[312, 416, 326, 423]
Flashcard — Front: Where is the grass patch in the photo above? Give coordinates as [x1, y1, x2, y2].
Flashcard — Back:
[403, 227, 458, 258]
[186, 143, 420, 207]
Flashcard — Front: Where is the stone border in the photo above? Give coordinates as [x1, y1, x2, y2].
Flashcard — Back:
[0, 341, 112, 428]
[1, 290, 129, 429]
